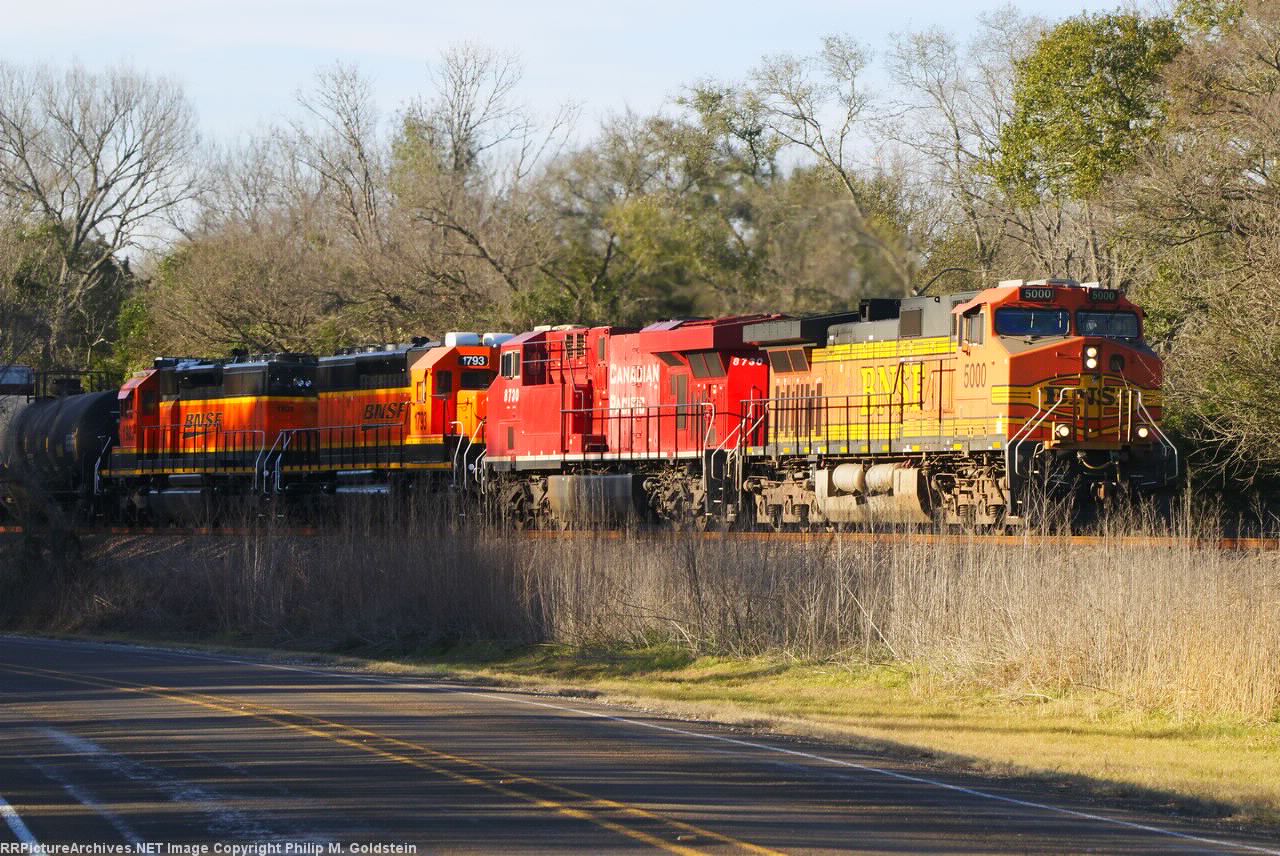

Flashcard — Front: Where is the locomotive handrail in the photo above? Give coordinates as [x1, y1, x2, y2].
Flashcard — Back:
[266, 430, 292, 494]
[450, 420, 485, 488]
[92, 434, 113, 498]
[251, 430, 274, 493]
[134, 426, 266, 480]
[556, 401, 718, 459]
[725, 405, 770, 512]
[1133, 390, 1179, 480]
[1007, 387, 1072, 479]
[270, 422, 408, 484]
[738, 391, 910, 456]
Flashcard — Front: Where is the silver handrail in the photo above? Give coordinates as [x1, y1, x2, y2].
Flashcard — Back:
[450, 420, 483, 488]
[245, 430, 267, 492]
[259, 429, 298, 495]
[92, 434, 113, 497]
[1133, 390, 1179, 480]
[726, 405, 769, 502]
[1008, 386, 1074, 478]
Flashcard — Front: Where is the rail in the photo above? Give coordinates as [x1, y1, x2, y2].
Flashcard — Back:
[7, 524, 1279, 552]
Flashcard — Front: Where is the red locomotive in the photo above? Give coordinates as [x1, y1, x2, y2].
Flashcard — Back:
[486, 317, 775, 526]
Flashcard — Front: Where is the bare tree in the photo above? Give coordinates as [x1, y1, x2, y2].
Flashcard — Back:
[741, 36, 918, 290]
[0, 62, 200, 367]
[394, 44, 576, 304]
[292, 64, 387, 258]
[883, 13, 1026, 285]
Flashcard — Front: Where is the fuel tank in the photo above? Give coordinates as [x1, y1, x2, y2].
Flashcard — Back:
[0, 391, 117, 494]
[545, 474, 645, 525]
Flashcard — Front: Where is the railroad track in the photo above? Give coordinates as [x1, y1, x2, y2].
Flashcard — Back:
[1, 524, 1277, 551]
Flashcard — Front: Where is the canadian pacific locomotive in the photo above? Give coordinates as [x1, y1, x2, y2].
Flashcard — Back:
[0, 278, 1176, 529]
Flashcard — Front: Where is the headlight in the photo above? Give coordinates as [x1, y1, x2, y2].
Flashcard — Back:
[1085, 357, 1098, 370]
[1137, 426, 1150, 439]
[1086, 346, 1099, 358]
[1055, 424, 1071, 439]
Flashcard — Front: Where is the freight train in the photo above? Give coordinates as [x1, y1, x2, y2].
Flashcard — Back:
[0, 279, 1176, 529]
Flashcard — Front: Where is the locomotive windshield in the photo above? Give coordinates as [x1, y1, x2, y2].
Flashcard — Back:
[1077, 311, 1141, 340]
[995, 308, 1070, 337]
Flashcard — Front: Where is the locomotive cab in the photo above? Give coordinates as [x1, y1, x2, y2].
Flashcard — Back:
[953, 279, 1174, 513]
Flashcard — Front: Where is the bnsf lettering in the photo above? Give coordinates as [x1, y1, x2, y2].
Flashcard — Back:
[859, 363, 925, 399]
[363, 402, 408, 421]
[609, 364, 660, 385]
[183, 412, 223, 429]
[460, 354, 488, 367]
[1045, 386, 1119, 406]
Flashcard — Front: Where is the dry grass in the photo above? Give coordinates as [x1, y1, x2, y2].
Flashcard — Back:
[4, 504, 1279, 823]
[3, 504, 1278, 725]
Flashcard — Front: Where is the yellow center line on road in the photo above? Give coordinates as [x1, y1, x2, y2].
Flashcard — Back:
[5, 663, 786, 856]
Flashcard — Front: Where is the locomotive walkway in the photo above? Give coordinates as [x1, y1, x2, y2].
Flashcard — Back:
[1, 636, 1277, 853]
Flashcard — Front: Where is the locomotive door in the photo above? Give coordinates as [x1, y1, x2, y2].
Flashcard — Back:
[671, 372, 693, 453]
[433, 370, 455, 435]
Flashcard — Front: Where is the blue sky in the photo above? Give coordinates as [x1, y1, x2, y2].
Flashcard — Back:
[8, 0, 1119, 141]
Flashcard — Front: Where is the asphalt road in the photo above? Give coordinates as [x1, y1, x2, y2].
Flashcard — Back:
[0, 637, 1276, 854]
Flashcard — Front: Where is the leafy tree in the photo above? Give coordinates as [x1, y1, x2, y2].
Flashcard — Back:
[993, 13, 1182, 203]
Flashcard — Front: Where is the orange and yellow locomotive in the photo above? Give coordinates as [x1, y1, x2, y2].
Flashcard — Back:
[740, 279, 1174, 528]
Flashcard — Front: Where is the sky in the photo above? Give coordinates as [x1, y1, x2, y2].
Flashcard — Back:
[4, 0, 1118, 143]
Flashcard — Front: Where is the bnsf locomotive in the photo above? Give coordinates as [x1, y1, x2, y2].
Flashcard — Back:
[0, 279, 1175, 529]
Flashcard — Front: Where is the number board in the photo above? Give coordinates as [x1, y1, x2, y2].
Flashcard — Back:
[460, 355, 488, 367]
[1019, 287, 1056, 302]
[1087, 288, 1119, 302]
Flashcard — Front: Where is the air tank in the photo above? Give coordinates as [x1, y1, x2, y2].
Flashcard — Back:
[0, 391, 116, 494]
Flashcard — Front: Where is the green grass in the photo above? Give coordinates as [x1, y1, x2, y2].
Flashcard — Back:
[360, 641, 1280, 827]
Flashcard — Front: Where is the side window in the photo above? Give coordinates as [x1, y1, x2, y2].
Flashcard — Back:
[120, 393, 134, 420]
[597, 337, 605, 360]
[963, 309, 985, 345]
[435, 371, 453, 394]
[900, 308, 922, 338]
[500, 351, 521, 379]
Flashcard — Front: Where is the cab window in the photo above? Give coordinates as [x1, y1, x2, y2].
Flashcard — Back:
[995, 308, 1070, 337]
[434, 371, 453, 394]
[460, 370, 495, 389]
[962, 309, 986, 344]
[1077, 311, 1140, 340]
